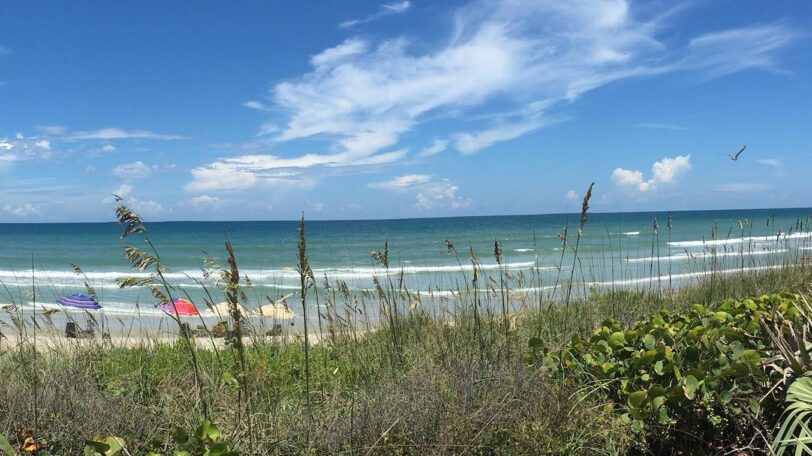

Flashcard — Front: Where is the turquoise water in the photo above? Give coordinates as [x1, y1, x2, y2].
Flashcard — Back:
[0, 207, 810, 316]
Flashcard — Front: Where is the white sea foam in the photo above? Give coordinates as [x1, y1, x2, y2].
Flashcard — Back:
[667, 232, 812, 248]
[22, 301, 169, 316]
[0, 261, 542, 287]
[623, 231, 641, 236]
[625, 248, 788, 263]
[513, 248, 534, 252]
[587, 264, 788, 287]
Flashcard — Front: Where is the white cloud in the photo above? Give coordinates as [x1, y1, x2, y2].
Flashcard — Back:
[757, 158, 783, 168]
[370, 174, 469, 210]
[417, 139, 449, 157]
[67, 128, 186, 141]
[37, 125, 68, 135]
[712, 183, 771, 193]
[104, 183, 165, 216]
[369, 174, 431, 190]
[681, 24, 798, 78]
[566, 190, 579, 201]
[339, 1, 411, 28]
[191, 1, 796, 193]
[116, 183, 133, 197]
[3, 203, 41, 218]
[130, 198, 165, 215]
[0, 136, 53, 164]
[260, 0, 797, 169]
[188, 195, 222, 208]
[113, 161, 153, 179]
[242, 100, 272, 111]
[612, 155, 691, 192]
[185, 157, 321, 193]
[186, 149, 405, 192]
[454, 120, 546, 155]
[652, 155, 691, 184]
[416, 180, 469, 210]
[103, 183, 134, 203]
[311, 39, 369, 67]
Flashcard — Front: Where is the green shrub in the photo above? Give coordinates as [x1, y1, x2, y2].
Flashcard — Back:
[545, 293, 807, 449]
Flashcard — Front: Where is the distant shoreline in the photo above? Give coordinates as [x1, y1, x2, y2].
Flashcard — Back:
[0, 205, 810, 225]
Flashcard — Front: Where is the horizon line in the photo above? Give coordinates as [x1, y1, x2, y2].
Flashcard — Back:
[1, 205, 810, 225]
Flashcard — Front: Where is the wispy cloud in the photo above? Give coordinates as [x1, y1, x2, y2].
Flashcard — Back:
[757, 158, 784, 168]
[67, 127, 187, 141]
[3, 203, 41, 218]
[368, 174, 431, 190]
[0, 134, 53, 165]
[340, 1, 411, 29]
[271, 2, 796, 158]
[113, 161, 153, 179]
[185, 147, 408, 192]
[612, 155, 691, 192]
[712, 183, 771, 193]
[417, 139, 449, 157]
[182, 195, 223, 209]
[454, 119, 548, 155]
[369, 174, 469, 210]
[242, 100, 272, 112]
[680, 24, 799, 79]
[192, 1, 797, 195]
[105, 183, 166, 215]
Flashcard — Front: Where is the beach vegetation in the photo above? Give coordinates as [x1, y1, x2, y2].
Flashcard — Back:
[1, 194, 811, 454]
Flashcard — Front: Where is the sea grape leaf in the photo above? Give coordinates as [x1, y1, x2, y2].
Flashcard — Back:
[608, 331, 626, 349]
[683, 375, 699, 400]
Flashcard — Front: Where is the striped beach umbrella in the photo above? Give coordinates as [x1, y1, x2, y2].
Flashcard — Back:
[159, 298, 199, 316]
[56, 293, 101, 310]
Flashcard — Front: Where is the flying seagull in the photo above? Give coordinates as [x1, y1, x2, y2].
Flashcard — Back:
[726, 145, 746, 161]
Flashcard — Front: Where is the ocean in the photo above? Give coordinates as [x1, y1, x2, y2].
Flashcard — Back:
[0, 207, 810, 319]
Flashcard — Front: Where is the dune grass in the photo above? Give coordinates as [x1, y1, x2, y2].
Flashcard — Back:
[1, 264, 811, 455]
[1, 198, 811, 455]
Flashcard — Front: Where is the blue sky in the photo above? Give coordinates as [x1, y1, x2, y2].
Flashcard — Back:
[1, 0, 811, 222]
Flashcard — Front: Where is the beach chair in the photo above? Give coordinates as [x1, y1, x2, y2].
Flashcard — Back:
[266, 323, 282, 336]
[211, 321, 227, 338]
[65, 322, 78, 338]
[180, 322, 192, 337]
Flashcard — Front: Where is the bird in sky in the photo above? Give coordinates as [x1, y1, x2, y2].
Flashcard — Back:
[726, 145, 746, 161]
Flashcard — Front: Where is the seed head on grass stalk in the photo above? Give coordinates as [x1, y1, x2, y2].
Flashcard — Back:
[222, 238, 253, 446]
[371, 240, 404, 366]
[296, 215, 314, 442]
[494, 240, 509, 335]
[113, 196, 209, 419]
[565, 182, 594, 310]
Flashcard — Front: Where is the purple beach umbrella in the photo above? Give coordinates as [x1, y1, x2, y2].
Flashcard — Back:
[56, 293, 101, 310]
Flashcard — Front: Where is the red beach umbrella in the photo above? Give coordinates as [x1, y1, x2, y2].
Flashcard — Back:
[159, 298, 199, 316]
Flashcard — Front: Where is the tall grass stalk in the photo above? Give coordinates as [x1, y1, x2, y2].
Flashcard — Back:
[296, 215, 313, 442]
[564, 182, 594, 309]
[114, 198, 208, 418]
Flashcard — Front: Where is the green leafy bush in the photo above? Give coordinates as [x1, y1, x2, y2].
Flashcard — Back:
[76, 420, 238, 456]
[148, 419, 239, 456]
[547, 293, 807, 447]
